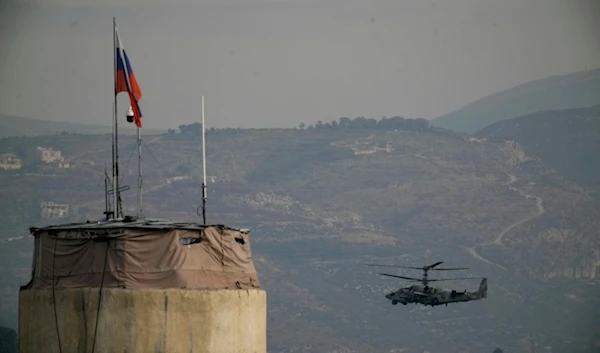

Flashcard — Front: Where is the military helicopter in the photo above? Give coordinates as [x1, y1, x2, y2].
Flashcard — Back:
[366, 261, 488, 307]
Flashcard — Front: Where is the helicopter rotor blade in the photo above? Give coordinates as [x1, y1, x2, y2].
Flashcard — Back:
[367, 262, 469, 272]
[366, 264, 424, 270]
[424, 261, 444, 270]
[379, 273, 422, 281]
[431, 267, 469, 271]
[426, 277, 482, 282]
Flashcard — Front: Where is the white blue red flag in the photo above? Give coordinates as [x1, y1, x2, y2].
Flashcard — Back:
[115, 27, 143, 128]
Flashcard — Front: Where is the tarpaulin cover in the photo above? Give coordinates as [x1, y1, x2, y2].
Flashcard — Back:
[23, 225, 261, 290]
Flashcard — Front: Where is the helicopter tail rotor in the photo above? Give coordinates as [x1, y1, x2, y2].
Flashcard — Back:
[477, 278, 488, 298]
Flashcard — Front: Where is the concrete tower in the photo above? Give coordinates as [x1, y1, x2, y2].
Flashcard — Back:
[18, 218, 266, 353]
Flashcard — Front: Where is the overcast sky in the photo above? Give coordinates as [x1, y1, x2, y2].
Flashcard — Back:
[1, 0, 599, 129]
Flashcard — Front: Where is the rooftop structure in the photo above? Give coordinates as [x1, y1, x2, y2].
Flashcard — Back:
[23, 217, 261, 291]
[19, 217, 266, 353]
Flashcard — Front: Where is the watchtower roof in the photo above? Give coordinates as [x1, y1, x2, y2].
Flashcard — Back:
[30, 217, 250, 237]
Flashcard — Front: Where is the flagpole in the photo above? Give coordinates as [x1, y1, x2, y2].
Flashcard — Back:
[111, 17, 117, 219]
[113, 17, 121, 219]
[201, 95, 207, 225]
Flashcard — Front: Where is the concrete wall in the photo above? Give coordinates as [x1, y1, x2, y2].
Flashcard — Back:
[19, 288, 267, 353]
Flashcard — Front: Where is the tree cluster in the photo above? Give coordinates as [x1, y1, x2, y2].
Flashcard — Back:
[303, 116, 431, 132]
[174, 116, 431, 136]
[176, 122, 202, 135]
[175, 123, 230, 135]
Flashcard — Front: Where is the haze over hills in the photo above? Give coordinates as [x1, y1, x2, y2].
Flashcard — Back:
[4, 67, 599, 138]
[1, 118, 599, 352]
[0, 114, 166, 137]
[431, 68, 600, 134]
[474, 105, 600, 203]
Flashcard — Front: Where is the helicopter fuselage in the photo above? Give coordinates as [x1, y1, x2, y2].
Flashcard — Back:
[367, 261, 488, 308]
[385, 278, 487, 307]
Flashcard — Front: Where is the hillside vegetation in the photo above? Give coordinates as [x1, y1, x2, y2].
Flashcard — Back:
[474, 105, 600, 202]
[1, 117, 599, 352]
[431, 68, 600, 133]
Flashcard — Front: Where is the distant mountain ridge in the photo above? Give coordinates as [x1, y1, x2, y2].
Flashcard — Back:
[0, 114, 166, 137]
[431, 68, 600, 133]
[474, 104, 600, 196]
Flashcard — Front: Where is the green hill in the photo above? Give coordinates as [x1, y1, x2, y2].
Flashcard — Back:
[0, 114, 166, 137]
[1, 118, 598, 352]
[431, 68, 600, 133]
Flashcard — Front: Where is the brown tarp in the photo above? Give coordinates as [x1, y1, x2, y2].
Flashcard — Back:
[24, 226, 261, 290]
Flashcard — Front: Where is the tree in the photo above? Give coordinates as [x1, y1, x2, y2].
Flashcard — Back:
[338, 117, 351, 128]
[178, 123, 202, 135]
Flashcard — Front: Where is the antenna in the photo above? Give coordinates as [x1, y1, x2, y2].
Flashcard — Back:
[128, 106, 143, 219]
[201, 95, 207, 225]
[104, 164, 108, 213]
[103, 164, 114, 219]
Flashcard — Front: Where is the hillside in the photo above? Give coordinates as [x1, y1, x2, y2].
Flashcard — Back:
[0, 114, 166, 137]
[474, 105, 600, 204]
[431, 68, 600, 133]
[1, 119, 599, 352]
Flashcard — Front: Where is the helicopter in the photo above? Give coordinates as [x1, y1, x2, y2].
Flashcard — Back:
[366, 261, 488, 307]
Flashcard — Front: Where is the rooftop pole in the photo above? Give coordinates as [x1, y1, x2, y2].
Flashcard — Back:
[201, 95, 207, 225]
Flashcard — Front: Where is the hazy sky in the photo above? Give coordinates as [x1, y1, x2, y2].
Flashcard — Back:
[1, 0, 599, 129]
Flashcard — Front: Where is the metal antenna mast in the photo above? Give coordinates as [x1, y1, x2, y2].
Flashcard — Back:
[201, 95, 207, 225]
[128, 106, 143, 218]
[103, 163, 111, 218]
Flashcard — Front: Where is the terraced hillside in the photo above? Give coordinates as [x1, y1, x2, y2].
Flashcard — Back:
[1, 122, 599, 352]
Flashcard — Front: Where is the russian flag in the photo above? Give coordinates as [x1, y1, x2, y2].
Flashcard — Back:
[115, 27, 143, 128]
